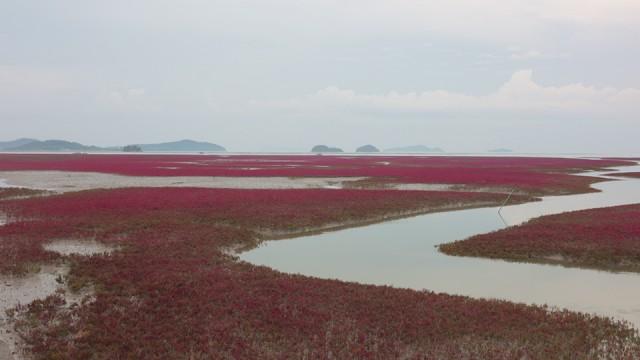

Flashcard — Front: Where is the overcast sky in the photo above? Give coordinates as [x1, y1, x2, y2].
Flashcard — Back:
[1, 1, 639, 153]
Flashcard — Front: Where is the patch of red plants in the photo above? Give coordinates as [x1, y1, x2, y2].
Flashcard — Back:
[2, 188, 639, 358]
[6, 187, 533, 231]
[0, 154, 631, 195]
[0, 188, 531, 274]
[608, 172, 640, 179]
[440, 204, 640, 273]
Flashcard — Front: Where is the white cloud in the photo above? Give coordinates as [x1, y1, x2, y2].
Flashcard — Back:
[99, 88, 147, 108]
[127, 88, 145, 97]
[510, 50, 543, 60]
[507, 47, 570, 61]
[253, 70, 640, 115]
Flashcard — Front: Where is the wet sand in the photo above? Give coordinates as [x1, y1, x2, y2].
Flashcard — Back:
[0, 171, 364, 193]
[0, 265, 65, 360]
[0, 240, 115, 360]
[42, 239, 114, 256]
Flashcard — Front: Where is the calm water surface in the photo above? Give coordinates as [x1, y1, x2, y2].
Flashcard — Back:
[241, 163, 640, 327]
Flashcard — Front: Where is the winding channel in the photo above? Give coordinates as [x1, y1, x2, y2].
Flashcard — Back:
[241, 163, 640, 328]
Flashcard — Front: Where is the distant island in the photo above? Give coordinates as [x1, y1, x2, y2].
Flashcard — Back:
[356, 144, 380, 153]
[0, 138, 226, 153]
[311, 145, 343, 153]
[0, 138, 38, 150]
[123, 145, 143, 153]
[384, 145, 444, 153]
[136, 140, 226, 152]
[6, 139, 104, 152]
[488, 148, 513, 153]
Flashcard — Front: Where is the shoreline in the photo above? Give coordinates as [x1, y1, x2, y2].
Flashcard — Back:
[439, 203, 640, 275]
[246, 198, 537, 245]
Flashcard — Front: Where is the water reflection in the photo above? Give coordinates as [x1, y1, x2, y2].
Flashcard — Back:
[241, 163, 640, 327]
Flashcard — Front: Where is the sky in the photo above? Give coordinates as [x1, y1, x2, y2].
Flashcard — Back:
[1, 0, 639, 153]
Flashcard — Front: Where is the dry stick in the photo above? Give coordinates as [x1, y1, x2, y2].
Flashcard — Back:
[497, 189, 515, 227]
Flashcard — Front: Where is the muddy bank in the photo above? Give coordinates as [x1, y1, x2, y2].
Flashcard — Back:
[251, 199, 536, 244]
[0, 240, 115, 360]
[42, 239, 114, 257]
[0, 171, 364, 193]
[0, 171, 546, 196]
[0, 265, 65, 360]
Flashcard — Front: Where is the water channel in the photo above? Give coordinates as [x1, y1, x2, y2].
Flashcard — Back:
[242, 163, 640, 327]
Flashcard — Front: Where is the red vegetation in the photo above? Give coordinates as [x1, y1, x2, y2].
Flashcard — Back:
[608, 172, 640, 179]
[0, 188, 530, 274]
[0, 153, 630, 195]
[2, 188, 639, 358]
[440, 204, 640, 273]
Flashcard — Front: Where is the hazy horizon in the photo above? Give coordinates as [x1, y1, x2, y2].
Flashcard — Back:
[2, 136, 638, 156]
[2, 1, 639, 153]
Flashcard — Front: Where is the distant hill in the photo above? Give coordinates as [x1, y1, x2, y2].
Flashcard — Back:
[356, 144, 380, 153]
[384, 145, 444, 153]
[0, 138, 226, 152]
[488, 148, 513, 153]
[7, 139, 104, 152]
[311, 145, 343, 153]
[0, 138, 38, 150]
[138, 140, 226, 152]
